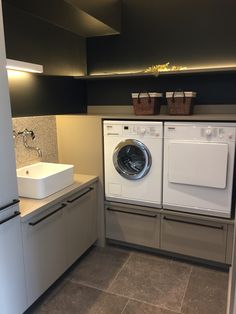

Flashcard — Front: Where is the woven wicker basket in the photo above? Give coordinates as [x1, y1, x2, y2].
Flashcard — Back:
[166, 91, 196, 115]
[132, 92, 163, 115]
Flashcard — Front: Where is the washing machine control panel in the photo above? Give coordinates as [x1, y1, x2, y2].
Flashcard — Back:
[122, 124, 160, 137]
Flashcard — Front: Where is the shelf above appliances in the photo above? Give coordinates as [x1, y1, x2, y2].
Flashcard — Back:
[74, 66, 236, 80]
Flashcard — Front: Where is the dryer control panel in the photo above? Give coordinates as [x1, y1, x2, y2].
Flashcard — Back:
[165, 123, 236, 142]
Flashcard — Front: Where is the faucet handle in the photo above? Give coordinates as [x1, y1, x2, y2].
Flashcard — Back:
[23, 128, 35, 140]
[31, 131, 35, 140]
[13, 129, 17, 139]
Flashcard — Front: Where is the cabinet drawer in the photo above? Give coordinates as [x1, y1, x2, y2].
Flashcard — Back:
[106, 206, 160, 249]
[161, 214, 228, 263]
[22, 203, 67, 306]
[65, 185, 98, 267]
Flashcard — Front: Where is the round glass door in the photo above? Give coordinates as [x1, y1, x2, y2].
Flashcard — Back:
[113, 139, 152, 180]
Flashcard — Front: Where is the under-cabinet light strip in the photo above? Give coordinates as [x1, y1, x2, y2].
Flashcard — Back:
[6, 59, 43, 73]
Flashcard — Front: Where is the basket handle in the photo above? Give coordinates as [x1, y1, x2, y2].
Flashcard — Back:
[138, 92, 151, 104]
[172, 90, 186, 103]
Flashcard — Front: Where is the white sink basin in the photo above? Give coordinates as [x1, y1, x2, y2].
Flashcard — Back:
[17, 162, 74, 199]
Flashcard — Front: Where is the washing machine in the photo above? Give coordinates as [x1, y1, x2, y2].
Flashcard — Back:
[103, 120, 163, 208]
[163, 122, 236, 218]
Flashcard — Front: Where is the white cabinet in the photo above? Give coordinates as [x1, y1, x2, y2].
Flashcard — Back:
[21, 181, 98, 308]
[21, 203, 68, 306]
[65, 184, 98, 267]
[0, 1, 18, 206]
[0, 210, 27, 314]
[0, 2, 27, 313]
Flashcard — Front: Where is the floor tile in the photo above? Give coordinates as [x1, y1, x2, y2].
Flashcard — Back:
[122, 300, 178, 314]
[108, 252, 192, 312]
[34, 281, 128, 314]
[68, 246, 130, 290]
[181, 265, 228, 314]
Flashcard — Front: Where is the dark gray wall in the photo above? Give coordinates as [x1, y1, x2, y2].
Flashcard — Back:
[3, 2, 87, 76]
[86, 72, 236, 106]
[87, 0, 236, 74]
[8, 74, 87, 117]
[68, 0, 121, 32]
[3, 0, 236, 115]
[3, 3, 87, 117]
[86, 0, 236, 107]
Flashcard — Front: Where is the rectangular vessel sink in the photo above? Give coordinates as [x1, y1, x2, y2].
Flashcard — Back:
[17, 162, 74, 199]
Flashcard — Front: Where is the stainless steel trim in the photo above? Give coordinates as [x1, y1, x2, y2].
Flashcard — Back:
[113, 139, 152, 180]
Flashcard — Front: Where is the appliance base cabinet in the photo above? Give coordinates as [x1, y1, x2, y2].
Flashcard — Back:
[21, 203, 68, 307]
[65, 184, 98, 267]
[160, 214, 229, 263]
[105, 205, 160, 249]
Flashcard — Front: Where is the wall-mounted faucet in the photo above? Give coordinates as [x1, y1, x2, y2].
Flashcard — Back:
[14, 128, 42, 158]
[17, 128, 35, 139]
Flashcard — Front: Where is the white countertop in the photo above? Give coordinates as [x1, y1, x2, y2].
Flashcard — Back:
[20, 174, 98, 221]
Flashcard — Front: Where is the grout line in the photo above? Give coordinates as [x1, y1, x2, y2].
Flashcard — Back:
[123, 296, 180, 313]
[179, 265, 193, 313]
[68, 278, 108, 292]
[68, 277, 181, 313]
[120, 299, 130, 314]
[105, 288, 181, 313]
[106, 251, 133, 292]
[67, 249, 132, 294]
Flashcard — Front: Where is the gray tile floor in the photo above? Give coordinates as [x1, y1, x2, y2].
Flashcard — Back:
[29, 245, 229, 314]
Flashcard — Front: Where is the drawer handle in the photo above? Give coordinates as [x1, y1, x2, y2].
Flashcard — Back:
[0, 199, 20, 212]
[29, 203, 67, 226]
[107, 207, 158, 218]
[0, 211, 20, 225]
[163, 216, 224, 230]
[67, 187, 93, 203]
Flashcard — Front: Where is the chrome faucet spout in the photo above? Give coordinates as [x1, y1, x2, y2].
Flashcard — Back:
[17, 128, 43, 158]
[35, 147, 42, 158]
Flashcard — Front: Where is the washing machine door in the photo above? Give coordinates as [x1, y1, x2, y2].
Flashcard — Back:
[113, 139, 152, 180]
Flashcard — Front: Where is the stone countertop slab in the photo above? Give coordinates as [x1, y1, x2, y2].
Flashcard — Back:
[64, 112, 236, 122]
[19, 174, 98, 222]
[90, 113, 236, 121]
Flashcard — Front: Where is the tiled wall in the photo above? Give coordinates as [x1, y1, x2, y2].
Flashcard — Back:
[12, 115, 58, 168]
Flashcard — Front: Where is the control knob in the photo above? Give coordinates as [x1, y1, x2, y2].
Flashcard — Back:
[139, 127, 146, 135]
[205, 129, 212, 136]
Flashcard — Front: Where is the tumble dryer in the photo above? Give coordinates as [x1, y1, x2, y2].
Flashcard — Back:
[103, 120, 163, 208]
[163, 122, 236, 218]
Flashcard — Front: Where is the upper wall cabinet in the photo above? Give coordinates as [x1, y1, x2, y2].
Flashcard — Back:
[4, 0, 121, 37]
